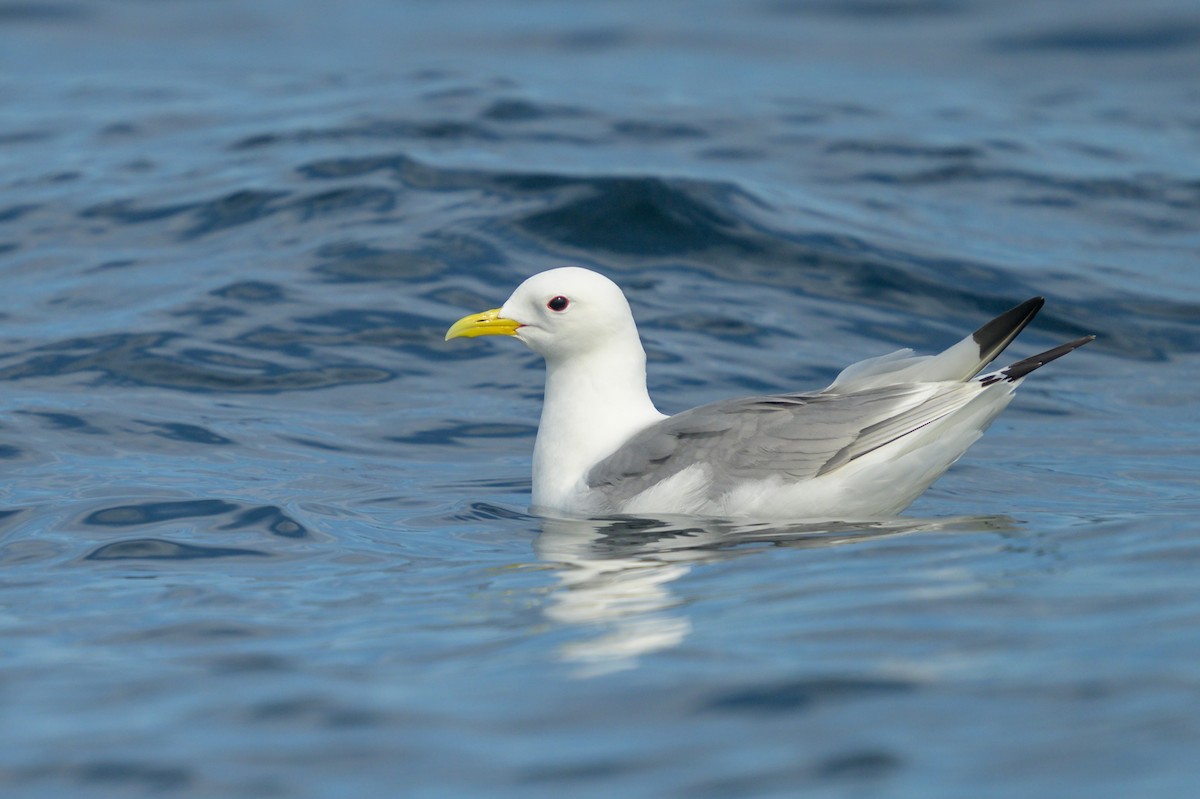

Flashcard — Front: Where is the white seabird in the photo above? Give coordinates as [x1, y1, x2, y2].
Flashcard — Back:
[446, 267, 1093, 519]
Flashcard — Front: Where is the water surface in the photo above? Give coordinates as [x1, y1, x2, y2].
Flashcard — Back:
[2, 1, 1199, 797]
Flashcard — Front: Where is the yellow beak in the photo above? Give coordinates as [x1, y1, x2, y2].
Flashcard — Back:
[444, 308, 521, 341]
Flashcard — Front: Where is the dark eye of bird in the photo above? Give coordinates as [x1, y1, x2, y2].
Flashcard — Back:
[547, 296, 569, 312]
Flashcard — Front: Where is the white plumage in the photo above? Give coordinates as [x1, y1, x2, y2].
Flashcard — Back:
[446, 267, 1093, 520]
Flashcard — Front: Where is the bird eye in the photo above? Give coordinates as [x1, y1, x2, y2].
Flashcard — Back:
[546, 296, 569, 312]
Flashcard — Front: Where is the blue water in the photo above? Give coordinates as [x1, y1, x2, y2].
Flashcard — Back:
[2, 1, 1199, 796]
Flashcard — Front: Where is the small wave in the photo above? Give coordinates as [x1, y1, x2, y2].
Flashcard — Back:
[230, 118, 500, 151]
[137, 421, 234, 445]
[767, 0, 962, 19]
[993, 19, 1200, 53]
[702, 676, 915, 714]
[68, 761, 193, 793]
[83, 499, 238, 527]
[80, 186, 401, 240]
[0, 331, 392, 393]
[84, 538, 270, 560]
[514, 175, 769, 257]
[389, 421, 536, 447]
[79, 499, 307, 539]
[480, 98, 587, 122]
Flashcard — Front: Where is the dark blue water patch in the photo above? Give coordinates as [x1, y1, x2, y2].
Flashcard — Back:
[172, 303, 247, 328]
[480, 98, 587, 122]
[218, 328, 316, 359]
[88, 258, 139, 272]
[112, 620, 267, 643]
[79, 186, 401, 241]
[696, 146, 765, 162]
[426, 232, 511, 273]
[84, 538, 270, 560]
[98, 121, 139, 138]
[0, 129, 53, 145]
[72, 761, 193, 793]
[445, 502, 538, 523]
[418, 75, 494, 100]
[230, 117, 500, 150]
[288, 186, 397, 221]
[552, 26, 632, 51]
[282, 436, 348, 453]
[371, 118, 499, 141]
[299, 152, 631, 200]
[0, 202, 39, 222]
[0, 442, 24, 459]
[993, 19, 1200, 53]
[7, 761, 197, 797]
[513, 176, 770, 257]
[230, 133, 289, 149]
[825, 139, 984, 160]
[384, 119, 499, 142]
[683, 748, 904, 799]
[16, 410, 104, 436]
[0, 332, 393, 393]
[137, 421, 234, 446]
[78, 197, 197, 227]
[177, 348, 278, 371]
[777, 103, 878, 127]
[219, 506, 308, 539]
[812, 750, 904, 779]
[767, 0, 964, 18]
[310, 241, 453, 283]
[0, 2, 91, 22]
[206, 652, 294, 675]
[611, 234, 1197, 361]
[701, 676, 916, 715]
[79, 500, 307, 539]
[295, 308, 434, 340]
[83, 499, 239, 527]
[210, 281, 287, 303]
[610, 120, 707, 141]
[518, 757, 646, 786]
[388, 421, 536, 447]
[448, 476, 532, 494]
[231, 310, 448, 360]
[854, 163, 1200, 212]
[630, 232, 1032, 322]
[1067, 296, 1200, 359]
[245, 695, 388, 728]
[653, 312, 772, 344]
[178, 190, 289, 240]
[297, 152, 483, 188]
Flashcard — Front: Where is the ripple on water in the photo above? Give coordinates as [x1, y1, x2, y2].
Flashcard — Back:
[79, 499, 308, 539]
[84, 538, 270, 561]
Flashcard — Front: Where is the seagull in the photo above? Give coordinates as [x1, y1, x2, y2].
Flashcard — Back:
[446, 267, 1093, 520]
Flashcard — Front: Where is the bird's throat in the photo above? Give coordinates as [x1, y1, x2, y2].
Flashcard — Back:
[531, 348, 664, 512]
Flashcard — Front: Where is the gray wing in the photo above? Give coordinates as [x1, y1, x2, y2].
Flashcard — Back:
[586, 382, 976, 507]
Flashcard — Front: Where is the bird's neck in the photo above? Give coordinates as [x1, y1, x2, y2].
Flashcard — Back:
[532, 340, 664, 513]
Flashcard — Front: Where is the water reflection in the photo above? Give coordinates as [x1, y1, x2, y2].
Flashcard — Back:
[534, 513, 1014, 677]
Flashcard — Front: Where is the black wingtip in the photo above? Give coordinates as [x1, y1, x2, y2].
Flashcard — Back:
[980, 334, 1096, 385]
[970, 297, 1045, 374]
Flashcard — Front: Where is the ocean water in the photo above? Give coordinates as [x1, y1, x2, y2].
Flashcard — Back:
[2, 1, 1199, 797]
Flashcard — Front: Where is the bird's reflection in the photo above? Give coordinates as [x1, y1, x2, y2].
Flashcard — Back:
[534, 513, 1014, 677]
